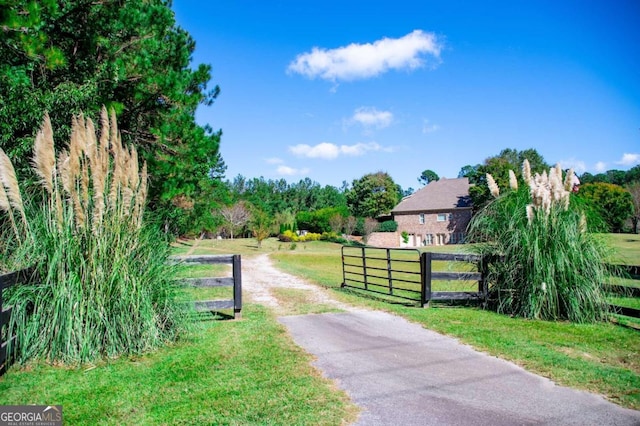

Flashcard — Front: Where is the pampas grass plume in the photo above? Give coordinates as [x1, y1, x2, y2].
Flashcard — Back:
[487, 173, 500, 198]
[522, 159, 532, 185]
[508, 169, 518, 190]
[0, 149, 26, 219]
[33, 112, 56, 194]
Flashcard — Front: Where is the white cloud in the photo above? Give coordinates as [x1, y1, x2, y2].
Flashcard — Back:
[290, 142, 340, 159]
[289, 142, 389, 159]
[266, 157, 284, 164]
[617, 153, 640, 166]
[287, 30, 442, 81]
[276, 165, 310, 176]
[351, 107, 393, 129]
[422, 119, 440, 134]
[595, 161, 607, 172]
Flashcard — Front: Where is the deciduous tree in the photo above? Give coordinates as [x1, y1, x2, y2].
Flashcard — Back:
[577, 183, 633, 233]
[625, 182, 640, 234]
[218, 201, 251, 239]
[346, 172, 400, 218]
[460, 148, 548, 211]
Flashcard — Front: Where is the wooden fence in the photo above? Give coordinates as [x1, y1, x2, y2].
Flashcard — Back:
[606, 264, 640, 320]
[170, 254, 242, 319]
[0, 267, 36, 375]
[422, 252, 488, 307]
[341, 247, 487, 307]
[342, 247, 640, 321]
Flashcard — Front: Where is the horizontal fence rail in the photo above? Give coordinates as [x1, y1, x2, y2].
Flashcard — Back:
[422, 252, 486, 307]
[0, 266, 36, 375]
[170, 254, 242, 319]
[605, 263, 640, 321]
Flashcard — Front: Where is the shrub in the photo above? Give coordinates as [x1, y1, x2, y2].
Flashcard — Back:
[468, 161, 612, 323]
[378, 220, 398, 232]
[401, 231, 409, 244]
[296, 207, 348, 234]
[278, 229, 297, 242]
[0, 109, 187, 364]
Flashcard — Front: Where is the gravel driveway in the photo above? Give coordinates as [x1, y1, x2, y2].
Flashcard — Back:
[241, 254, 640, 426]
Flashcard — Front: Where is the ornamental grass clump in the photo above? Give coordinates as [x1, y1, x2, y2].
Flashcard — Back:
[468, 160, 611, 323]
[0, 108, 186, 364]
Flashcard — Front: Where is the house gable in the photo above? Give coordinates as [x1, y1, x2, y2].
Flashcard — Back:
[392, 177, 472, 214]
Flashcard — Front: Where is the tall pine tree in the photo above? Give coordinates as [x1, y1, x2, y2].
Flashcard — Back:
[0, 0, 226, 233]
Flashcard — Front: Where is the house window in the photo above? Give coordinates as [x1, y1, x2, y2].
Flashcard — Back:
[419, 213, 425, 224]
[436, 233, 446, 245]
[424, 234, 433, 245]
[437, 213, 447, 222]
[449, 232, 466, 244]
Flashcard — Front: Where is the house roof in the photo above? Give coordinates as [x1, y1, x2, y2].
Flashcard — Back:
[392, 177, 472, 213]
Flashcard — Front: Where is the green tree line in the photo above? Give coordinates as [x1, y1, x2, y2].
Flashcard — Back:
[2, 2, 637, 238]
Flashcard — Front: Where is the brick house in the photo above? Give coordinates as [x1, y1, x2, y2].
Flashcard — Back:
[368, 177, 472, 248]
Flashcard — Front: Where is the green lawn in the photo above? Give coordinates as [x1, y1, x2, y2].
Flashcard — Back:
[2, 234, 639, 423]
[0, 305, 358, 425]
[601, 233, 640, 265]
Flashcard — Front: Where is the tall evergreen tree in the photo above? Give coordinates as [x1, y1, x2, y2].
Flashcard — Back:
[0, 0, 224, 233]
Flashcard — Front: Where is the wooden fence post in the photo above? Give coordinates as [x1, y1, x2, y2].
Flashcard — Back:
[421, 252, 432, 308]
[233, 254, 242, 319]
[479, 255, 489, 308]
[362, 246, 368, 291]
[386, 249, 393, 295]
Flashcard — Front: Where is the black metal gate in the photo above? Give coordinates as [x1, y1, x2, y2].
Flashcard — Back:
[341, 247, 487, 307]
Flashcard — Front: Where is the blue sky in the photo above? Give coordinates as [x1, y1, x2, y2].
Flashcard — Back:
[172, 0, 639, 191]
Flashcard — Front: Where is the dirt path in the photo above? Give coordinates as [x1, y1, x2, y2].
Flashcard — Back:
[240, 253, 355, 314]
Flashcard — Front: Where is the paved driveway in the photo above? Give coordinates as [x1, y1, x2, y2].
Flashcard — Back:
[279, 310, 640, 426]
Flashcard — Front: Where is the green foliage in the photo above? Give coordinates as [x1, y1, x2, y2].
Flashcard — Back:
[0, 0, 225, 235]
[626, 182, 640, 234]
[227, 176, 348, 217]
[277, 230, 348, 244]
[250, 208, 274, 248]
[346, 172, 400, 218]
[378, 220, 398, 232]
[278, 229, 323, 243]
[418, 169, 439, 185]
[6, 210, 186, 363]
[460, 148, 549, 211]
[577, 183, 634, 233]
[401, 231, 409, 244]
[468, 168, 612, 323]
[296, 206, 349, 233]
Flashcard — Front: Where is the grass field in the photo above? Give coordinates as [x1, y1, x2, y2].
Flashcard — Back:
[0, 304, 359, 425]
[1, 233, 639, 423]
[601, 233, 640, 265]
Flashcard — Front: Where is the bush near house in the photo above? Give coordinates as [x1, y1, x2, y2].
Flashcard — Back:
[378, 220, 398, 232]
